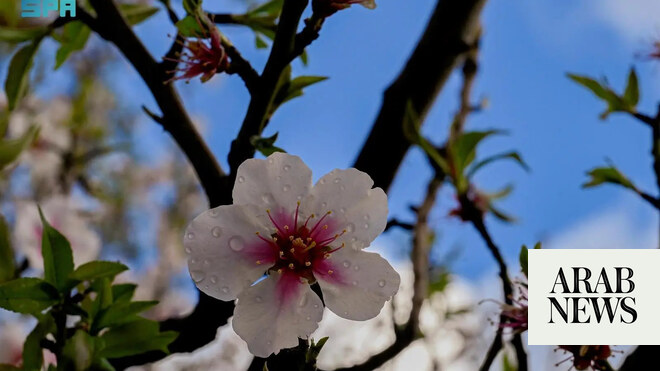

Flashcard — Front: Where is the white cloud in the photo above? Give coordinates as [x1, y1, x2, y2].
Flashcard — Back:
[592, 0, 660, 43]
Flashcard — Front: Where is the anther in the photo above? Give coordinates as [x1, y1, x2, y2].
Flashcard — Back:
[279, 251, 285, 258]
[305, 261, 311, 266]
[290, 248, 295, 253]
[324, 253, 331, 259]
[277, 269, 283, 274]
[289, 236, 294, 241]
[256, 260, 262, 265]
[328, 270, 334, 275]
[284, 225, 289, 230]
[288, 263, 295, 269]
[322, 225, 328, 230]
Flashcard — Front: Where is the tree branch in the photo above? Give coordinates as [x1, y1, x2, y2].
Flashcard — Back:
[353, 0, 487, 190]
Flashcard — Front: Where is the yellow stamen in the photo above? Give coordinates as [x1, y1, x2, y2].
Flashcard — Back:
[324, 253, 331, 259]
[277, 269, 283, 274]
[328, 270, 334, 275]
[289, 235, 294, 241]
[288, 263, 295, 269]
[256, 260, 262, 265]
[322, 225, 328, 230]
[290, 248, 295, 253]
[305, 261, 311, 267]
[284, 225, 289, 230]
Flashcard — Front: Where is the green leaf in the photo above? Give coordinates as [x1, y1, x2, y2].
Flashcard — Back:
[534, 241, 542, 249]
[98, 318, 178, 359]
[0, 365, 22, 371]
[284, 76, 328, 103]
[0, 214, 15, 283]
[467, 151, 529, 178]
[0, 27, 48, 43]
[23, 314, 55, 371]
[39, 208, 75, 292]
[247, 0, 284, 17]
[175, 15, 205, 37]
[428, 271, 451, 295]
[69, 261, 128, 283]
[255, 34, 268, 49]
[486, 184, 514, 201]
[567, 73, 630, 119]
[62, 330, 96, 371]
[0, 278, 59, 314]
[488, 204, 516, 223]
[5, 38, 42, 110]
[306, 336, 329, 363]
[119, 3, 160, 26]
[623, 67, 639, 108]
[583, 166, 637, 191]
[0, 125, 38, 170]
[54, 21, 91, 70]
[402, 101, 450, 175]
[111, 283, 137, 303]
[449, 130, 500, 173]
[519, 246, 528, 278]
[182, 0, 202, 15]
[250, 133, 285, 156]
[94, 301, 158, 330]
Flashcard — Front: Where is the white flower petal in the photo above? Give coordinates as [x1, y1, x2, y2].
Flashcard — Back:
[233, 272, 324, 357]
[305, 168, 388, 249]
[233, 153, 313, 212]
[184, 204, 279, 301]
[315, 248, 400, 320]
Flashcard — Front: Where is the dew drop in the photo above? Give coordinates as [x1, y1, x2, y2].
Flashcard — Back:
[364, 223, 369, 229]
[256, 296, 263, 303]
[268, 158, 274, 164]
[211, 227, 222, 238]
[352, 281, 358, 286]
[237, 176, 245, 183]
[190, 270, 205, 283]
[364, 214, 370, 221]
[321, 202, 327, 209]
[346, 223, 355, 233]
[203, 259, 211, 267]
[342, 260, 351, 268]
[283, 184, 291, 192]
[186, 232, 195, 240]
[314, 304, 320, 309]
[353, 265, 360, 271]
[221, 286, 230, 293]
[210, 275, 218, 284]
[283, 164, 291, 171]
[267, 341, 273, 345]
[262, 193, 275, 205]
[228, 236, 245, 251]
[276, 175, 282, 181]
[350, 237, 357, 242]
[184, 247, 192, 254]
[378, 280, 386, 287]
[340, 185, 346, 191]
[209, 209, 219, 217]
[299, 294, 308, 307]
[333, 178, 341, 184]
[340, 208, 346, 214]
[189, 258, 198, 265]
[305, 316, 311, 321]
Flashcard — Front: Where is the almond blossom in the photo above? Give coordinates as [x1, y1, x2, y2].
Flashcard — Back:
[183, 152, 400, 357]
[14, 195, 101, 271]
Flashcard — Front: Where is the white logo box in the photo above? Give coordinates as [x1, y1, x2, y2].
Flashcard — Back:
[528, 249, 660, 345]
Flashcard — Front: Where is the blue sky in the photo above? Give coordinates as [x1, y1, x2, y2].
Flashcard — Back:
[19, 0, 660, 280]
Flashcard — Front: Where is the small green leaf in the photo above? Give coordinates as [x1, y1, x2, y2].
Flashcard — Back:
[402, 101, 450, 175]
[119, 3, 160, 26]
[0, 27, 48, 43]
[182, 0, 202, 15]
[0, 278, 59, 314]
[583, 166, 636, 191]
[98, 318, 178, 359]
[486, 184, 514, 201]
[111, 283, 137, 303]
[623, 67, 639, 108]
[250, 133, 285, 156]
[175, 15, 205, 37]
[0, 214, 15, 283]
[534, 242, 542, 249]
[0, 125, 38, 170]
[467, 151, 529, 179]
[55, 21, 91, 70]
[39, 207, 75, 292]
[255, 34, 268, 49]
[94, 301, 158, 330]
[428, 271, 451, 295]
[449, 130, 501, 174]
[69, 261, 128, 283]
[488, 204, 516, 223]
[5, 38, 42, 110]
[247, 0, 284, 17]
[23, 314, 55, 370]
[567, 73, 631, 119]
[519, 246, 528, 278]
[306, 336, 329, 363]
[0, 364, 22, 371]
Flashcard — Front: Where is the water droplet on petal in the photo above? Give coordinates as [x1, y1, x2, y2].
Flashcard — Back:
[352, 281, 358, 286]
[305, 316, 311, 321]
[378, 280, 386, 287]
[256, 296, 263, 303]
[210, 209, 219, 217]
[283, 184, 291, 192]
[184, 247, 192, 254]
[340, 185, 346, 191]
[229, 236, 245, 251]
[276, 175, 282, 181]
[203, 259, 211, 267]
[346, 223, 355, 233]
[364, 214, 370, 221]
[237, 176, 245, 183]
[190, 270, 205, 282]
[333, 178, 341, 184]
[211, 227, 222, 238]
[299, 294, 308, 307]
[321, 202, 327, 208]
[267, 341, 272, 345]
[262, 193, 275, 205]
[342, 260, 351, 268]
[189, 258, 197, 265]
[364, 223, 369, 229]
[314, 304, 320, 309]
[221, 286, 230, 293]
[186, 232, 195, 240]
[283, 164, 291, 171]
[340, 208, 346, 214]
[210, 275, 218, 284]
[353, 265, 360, 271]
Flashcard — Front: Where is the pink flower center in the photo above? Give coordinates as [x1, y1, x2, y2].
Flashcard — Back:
[255, 202, 346, 283]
